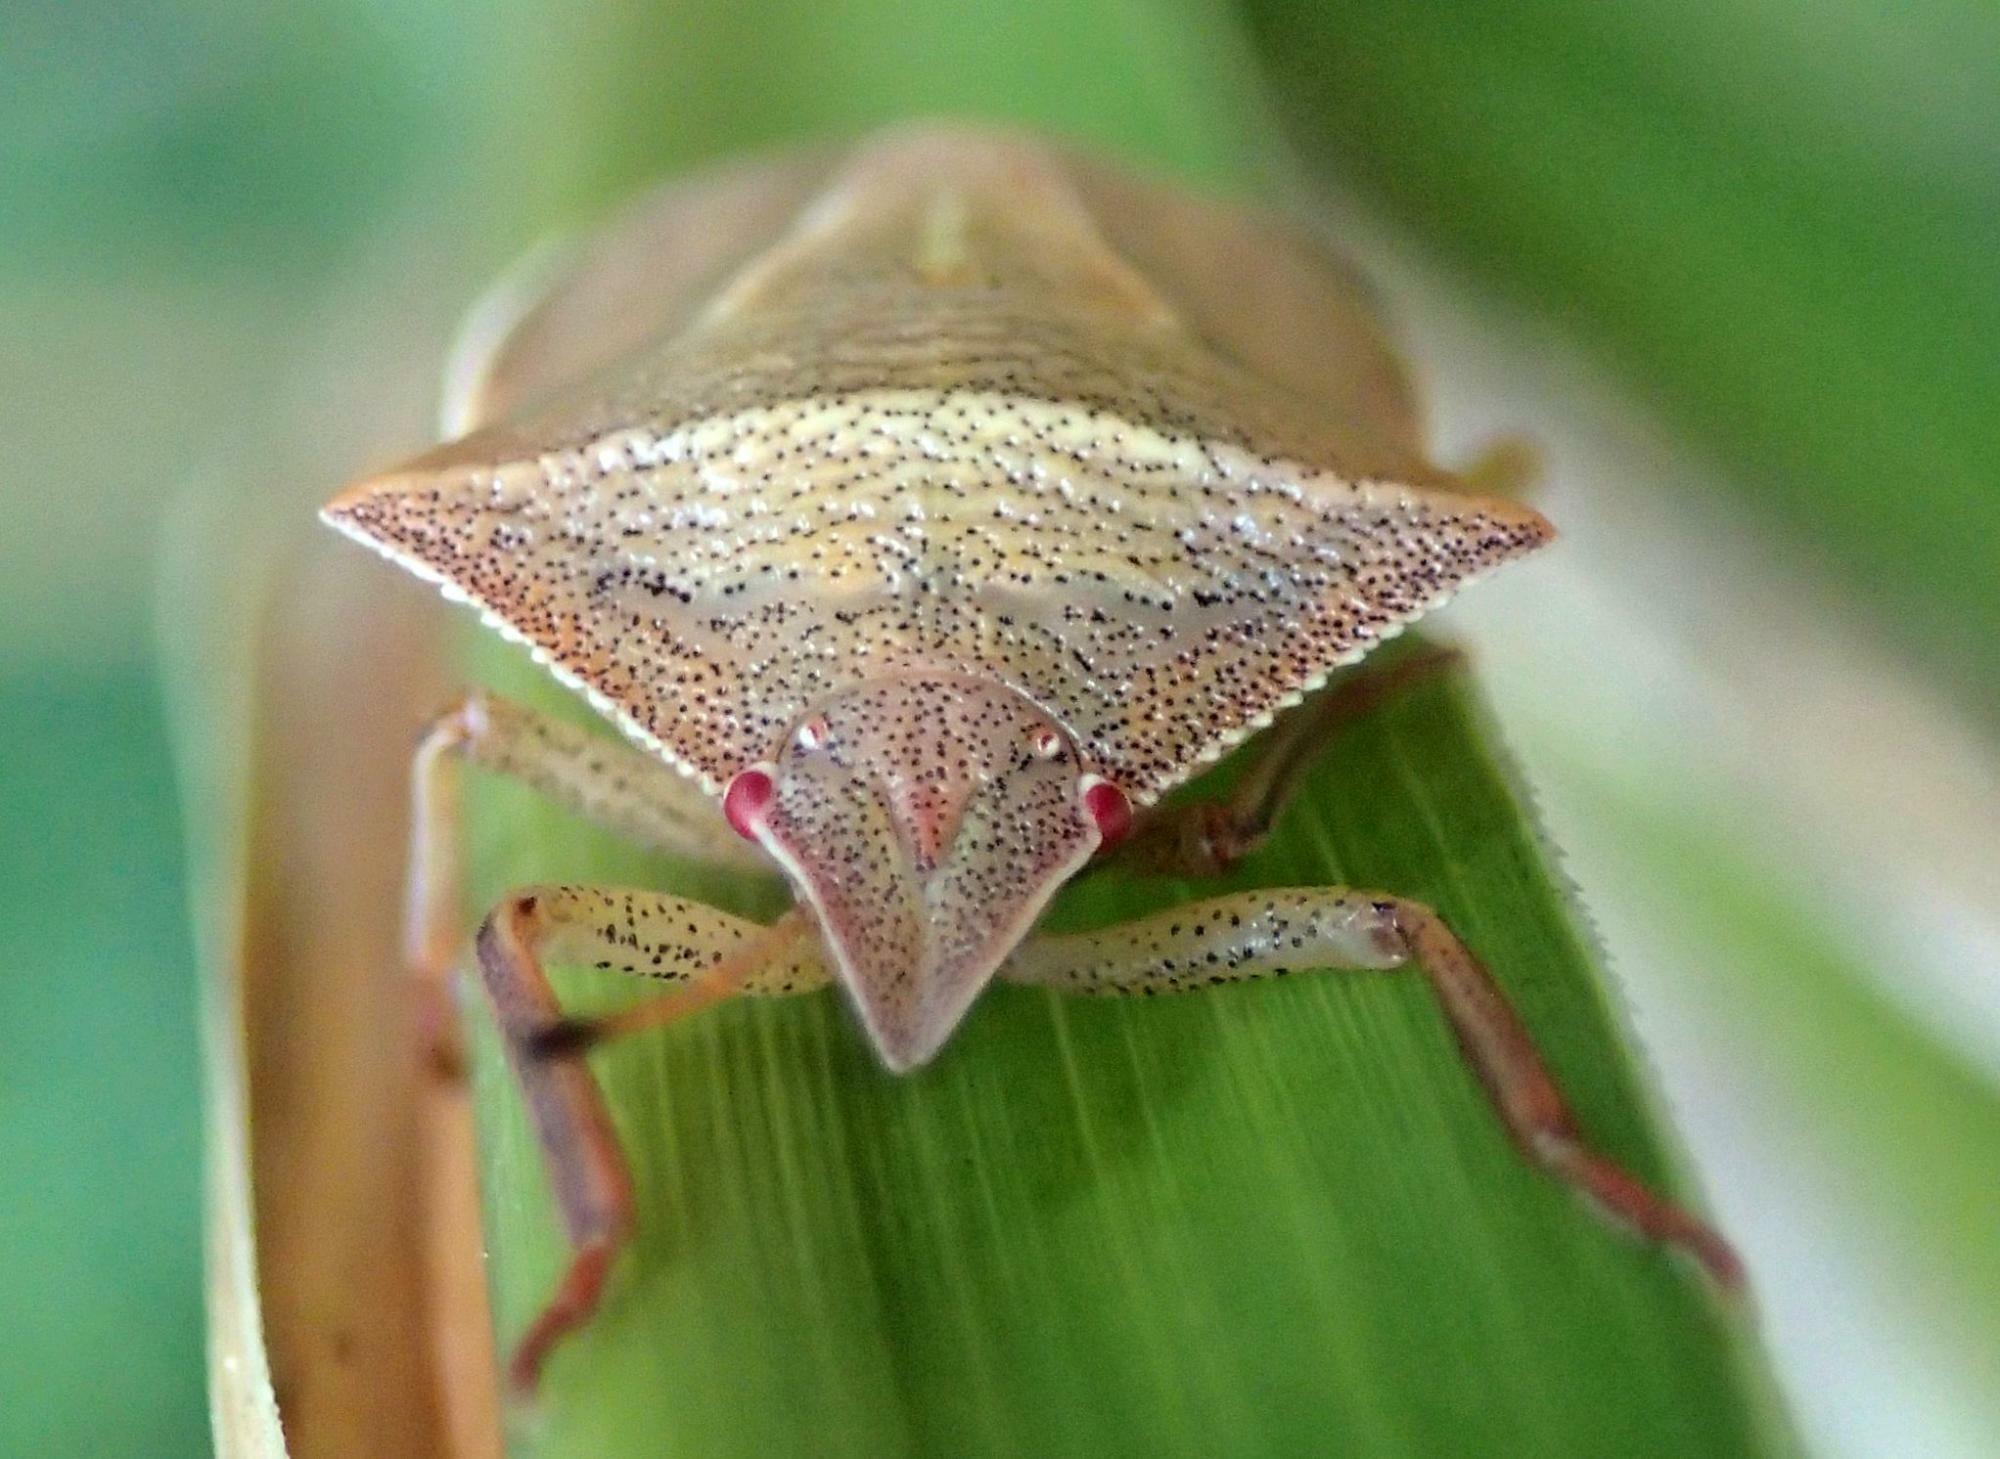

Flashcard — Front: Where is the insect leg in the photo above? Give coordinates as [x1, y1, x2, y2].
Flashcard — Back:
[1004, 888, 1742, 1288]
[408, 692, 767, 1072]
[1105, 648, 1462, 877]
[475, 889, 821, 1392]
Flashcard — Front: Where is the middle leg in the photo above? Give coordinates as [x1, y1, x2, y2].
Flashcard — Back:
[1103, 647, 1462, 878]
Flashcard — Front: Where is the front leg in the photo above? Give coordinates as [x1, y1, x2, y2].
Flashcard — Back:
[409, 691, 768, 1070]
[1003, 889, 1742, 1287]
[475, 887, 825, 1392]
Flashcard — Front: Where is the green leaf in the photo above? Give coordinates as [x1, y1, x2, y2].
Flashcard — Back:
[1238, 0, 2000, 721]
[464, 636, 1793, 1458]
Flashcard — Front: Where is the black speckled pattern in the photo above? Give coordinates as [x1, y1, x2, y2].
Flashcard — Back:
[325, 128, 1551, 805]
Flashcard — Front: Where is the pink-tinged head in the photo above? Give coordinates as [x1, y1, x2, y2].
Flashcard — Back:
[723, 674, 1129, 1072]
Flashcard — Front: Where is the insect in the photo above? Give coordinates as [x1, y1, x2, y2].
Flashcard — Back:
[323, 123, 1741, 1392]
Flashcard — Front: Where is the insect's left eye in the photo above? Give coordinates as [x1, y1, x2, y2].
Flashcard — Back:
[1029, 727, 1064, 760]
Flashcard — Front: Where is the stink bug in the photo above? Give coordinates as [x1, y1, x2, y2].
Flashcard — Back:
[323, 123, 1740, 1391]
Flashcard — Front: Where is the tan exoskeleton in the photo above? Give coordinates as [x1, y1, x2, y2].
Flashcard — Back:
[323, 124, 1740, 1392]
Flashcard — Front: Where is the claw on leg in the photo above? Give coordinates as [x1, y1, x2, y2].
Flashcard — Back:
[505, 1234, 620, 1396]
[1534, 1135, 1744, 1289]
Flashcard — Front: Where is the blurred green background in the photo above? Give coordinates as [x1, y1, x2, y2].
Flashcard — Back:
[2, 1, 1994, 1455]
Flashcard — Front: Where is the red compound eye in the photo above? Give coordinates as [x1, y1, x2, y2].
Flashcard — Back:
[1080, 776, 1133, 847]
[722, 766, 775, 839]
